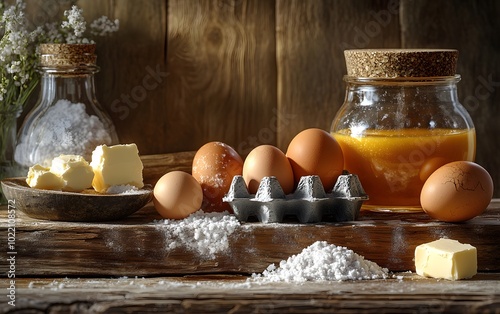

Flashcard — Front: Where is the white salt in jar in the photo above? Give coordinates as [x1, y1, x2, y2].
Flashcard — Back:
[15, 44, 118, 168]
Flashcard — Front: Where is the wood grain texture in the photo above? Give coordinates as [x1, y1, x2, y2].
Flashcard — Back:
[275, 0, 401, 151]
[3, 274, 500, 313]
[164, 0, 277, 156]
[141, 151, 196, 185]
[400, 0, 500, 197]
[77, 0, 170, 155]
[1, 201, 499, 277]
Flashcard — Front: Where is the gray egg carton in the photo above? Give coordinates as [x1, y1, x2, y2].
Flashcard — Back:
[223, 173, 368, 223]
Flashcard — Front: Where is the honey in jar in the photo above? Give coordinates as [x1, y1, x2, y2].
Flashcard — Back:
[330, 49, 476, 212]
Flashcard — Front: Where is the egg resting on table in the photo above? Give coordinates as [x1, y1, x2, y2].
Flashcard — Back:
[243, 145, 294, 194]
[286, 128, 344, 191]
[420, 161, 493, 222]
[153, 171, 203, 219]
[192, 141, 243, 212]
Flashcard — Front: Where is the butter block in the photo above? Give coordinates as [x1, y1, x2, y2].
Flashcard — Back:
[50, 155, 94, 192]
[26, 164, 64, 190]
[415, 238, 477, 280]
[90, 144, 144, 193]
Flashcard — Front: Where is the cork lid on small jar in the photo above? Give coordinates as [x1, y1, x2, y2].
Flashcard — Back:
[344, 49, 458, 78]
[39, 43, 97, 67]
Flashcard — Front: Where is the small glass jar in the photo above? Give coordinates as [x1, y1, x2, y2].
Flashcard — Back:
[330, 49, 475, 212]
[15, 43, 118, 168]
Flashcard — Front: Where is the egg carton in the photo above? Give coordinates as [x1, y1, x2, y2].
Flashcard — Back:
[223, 172, 368, 223]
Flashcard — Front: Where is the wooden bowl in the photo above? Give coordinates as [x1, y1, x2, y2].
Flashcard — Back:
[1, 178, 153, 222]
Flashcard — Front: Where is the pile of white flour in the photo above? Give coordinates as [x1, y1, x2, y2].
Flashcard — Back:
[252, 241, 389, 282]
[154, 212, 389, 281]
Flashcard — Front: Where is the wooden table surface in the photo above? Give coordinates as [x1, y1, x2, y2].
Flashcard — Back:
[1, 196, 500, 313]
[2, 273, 500, 313]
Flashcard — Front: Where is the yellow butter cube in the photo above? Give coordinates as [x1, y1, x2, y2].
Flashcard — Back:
[26, 164, 64, 190]
[50, 155, 94, 192]
[90, 144, 144, 193]
[415, 238, 477, 280]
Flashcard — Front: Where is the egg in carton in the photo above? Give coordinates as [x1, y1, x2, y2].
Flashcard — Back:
[223, 172, 368, 223]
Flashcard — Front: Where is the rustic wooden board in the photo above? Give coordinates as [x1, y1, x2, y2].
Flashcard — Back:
[1, 200, 499, 277]
[3, 274, 500, 313]
[141, 151, 195, 185]
[77, 0, 279, 156]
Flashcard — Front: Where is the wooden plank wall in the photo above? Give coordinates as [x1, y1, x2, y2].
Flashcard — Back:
[24, 0, 500, 196]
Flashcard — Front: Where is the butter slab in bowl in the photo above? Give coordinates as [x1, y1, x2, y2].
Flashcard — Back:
[1, 177, 153, 222]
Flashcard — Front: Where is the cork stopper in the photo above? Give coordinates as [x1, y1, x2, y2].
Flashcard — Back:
[39, 43, 97, 67]
[344, 49, 458, 78]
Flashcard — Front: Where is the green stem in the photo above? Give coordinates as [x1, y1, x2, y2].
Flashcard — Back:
[0, 76, 40, 165]
[0, 111, 16, 164]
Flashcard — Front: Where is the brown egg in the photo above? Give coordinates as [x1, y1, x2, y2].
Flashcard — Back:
[286, 128, 344, 191]
[192, 141, 243, 212]
[153, 171, 203, 219]
[243, 145, 294, 194]
[419, 157, 449, 182]
[420, 161, 493, 222]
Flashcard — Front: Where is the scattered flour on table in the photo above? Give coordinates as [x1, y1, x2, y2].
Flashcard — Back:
[154, 210, 240, 259]
[252, 241, 389, 282]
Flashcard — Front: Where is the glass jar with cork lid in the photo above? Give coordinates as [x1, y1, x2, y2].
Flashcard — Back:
[14, 43, 118, 169]
[330, 49, 475, 212]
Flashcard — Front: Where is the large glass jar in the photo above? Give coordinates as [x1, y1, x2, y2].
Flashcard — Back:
[15, 43, 118, 169]
[331, 49, 475, 212]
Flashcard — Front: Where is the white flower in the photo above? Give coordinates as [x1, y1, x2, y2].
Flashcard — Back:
[58, 5, 119, 44]
[0, 0, 38, 109]
[7, 61, 20, 73]
[61, 5, 87, 43]
[90, 16, 119, 37]
[0, 0, 120, 111]
[40, 23, 63, 43]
